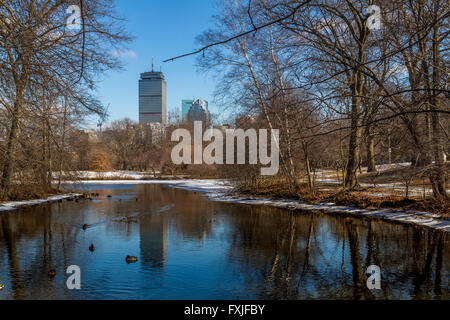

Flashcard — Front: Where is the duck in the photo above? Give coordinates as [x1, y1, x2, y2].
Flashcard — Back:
[107, 195, 112, 198]
[125, 256, 138, 264]
[48, 270, 56, 278]
[82, 224, 88, 230]
[0, 284, 4, 291]
[89, 244, 95, 252]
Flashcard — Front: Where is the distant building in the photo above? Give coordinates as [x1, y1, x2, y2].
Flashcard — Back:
[139, 68, 167, 124]
[182, 99, 208, 121]
[181, 100, 193, 121]
[137, 122, 166, 146]
[147, 122, 166, 145]
[187, 98, 211, 125]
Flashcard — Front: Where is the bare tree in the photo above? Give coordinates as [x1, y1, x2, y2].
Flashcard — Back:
[0, 0, 130, 199]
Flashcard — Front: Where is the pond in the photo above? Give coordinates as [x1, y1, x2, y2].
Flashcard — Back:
[0, 184, 448, 300]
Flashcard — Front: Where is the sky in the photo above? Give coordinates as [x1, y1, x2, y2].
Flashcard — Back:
[94, 0, 220, 126]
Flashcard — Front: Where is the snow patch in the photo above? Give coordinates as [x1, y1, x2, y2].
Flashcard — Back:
[13, 179, 447, 232]
[55, 171, 159, 180]
[0, 193, 81, 213]
[163, 180, 448, 233]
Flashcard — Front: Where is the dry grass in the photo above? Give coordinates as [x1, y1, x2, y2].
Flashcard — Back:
[359, 163, 450, 187]
[1, 184, 65, 202]
[329, 191, 449, 217]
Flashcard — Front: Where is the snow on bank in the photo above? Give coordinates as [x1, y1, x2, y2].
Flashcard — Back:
[55, 171, 158, 180]
[65, 179, 232, 193]
[206, 195, 449, 232]
[66, 179, 449, 232]
[0, 193, 81, 213]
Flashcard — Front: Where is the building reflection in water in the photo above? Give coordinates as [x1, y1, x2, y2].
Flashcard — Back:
[139, 214, 168, 270]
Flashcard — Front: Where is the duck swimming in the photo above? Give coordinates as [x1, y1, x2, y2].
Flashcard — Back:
[89, 244, 95, 252]
[82, 224, 88, 230]
[125, 256, 138, 264]
[0, 284, 4, 291]
[48, 270, 56, 278]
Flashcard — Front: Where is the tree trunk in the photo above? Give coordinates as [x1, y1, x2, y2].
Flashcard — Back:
[345, 25, 367, 190]
[42, 113, 48, 188]
[345, 92, 363, 189]
[0, 83, 26, 200]
[58, 97, 68, 191]
[302, 140, 313, 192]
[366, 127, 376, 173]
[429, 24, 447, 199]
[46, 117, 53, 190]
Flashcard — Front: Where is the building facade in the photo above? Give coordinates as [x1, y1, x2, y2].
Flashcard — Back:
[181, 100, 193, 121]
[182, 99, 208, 121]
[187, 98, 211, 125]
[139, 71, 167, 124]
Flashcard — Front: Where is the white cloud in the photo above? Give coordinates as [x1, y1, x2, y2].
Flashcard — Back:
[112, 49, 137, 59]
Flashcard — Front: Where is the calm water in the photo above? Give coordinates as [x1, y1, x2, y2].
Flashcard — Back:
[0, 184, 448, 300]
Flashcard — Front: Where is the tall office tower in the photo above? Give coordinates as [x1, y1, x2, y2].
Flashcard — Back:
[139, 67, 167, 124]
[187, 98, 211, 125]
[182, 99, 208, 121]
[181, 100, 194, 121]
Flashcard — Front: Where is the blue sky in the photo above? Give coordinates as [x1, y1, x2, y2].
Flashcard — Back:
[94, 0, 219, 126]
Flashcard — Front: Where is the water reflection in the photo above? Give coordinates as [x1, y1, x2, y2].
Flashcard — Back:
[140, 214, 167, 270]
[0, 184, 448, 300]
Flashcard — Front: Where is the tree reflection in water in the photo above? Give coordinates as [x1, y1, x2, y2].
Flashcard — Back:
[225, 205, 448, 300]
[0, 184, 448, 300]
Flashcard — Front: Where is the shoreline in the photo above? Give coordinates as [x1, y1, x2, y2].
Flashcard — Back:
[1, 179, 448, 233]
[203, 193, 450, 233]
[68, 179, 450, 233]
[0, 193, 82, 213]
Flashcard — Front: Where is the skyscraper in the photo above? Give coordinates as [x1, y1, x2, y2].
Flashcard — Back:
[181, 100, 194, 121]
[182, 99, 208, 121]
[187, 98, 211, 125]
[139, 67, 166, 124]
